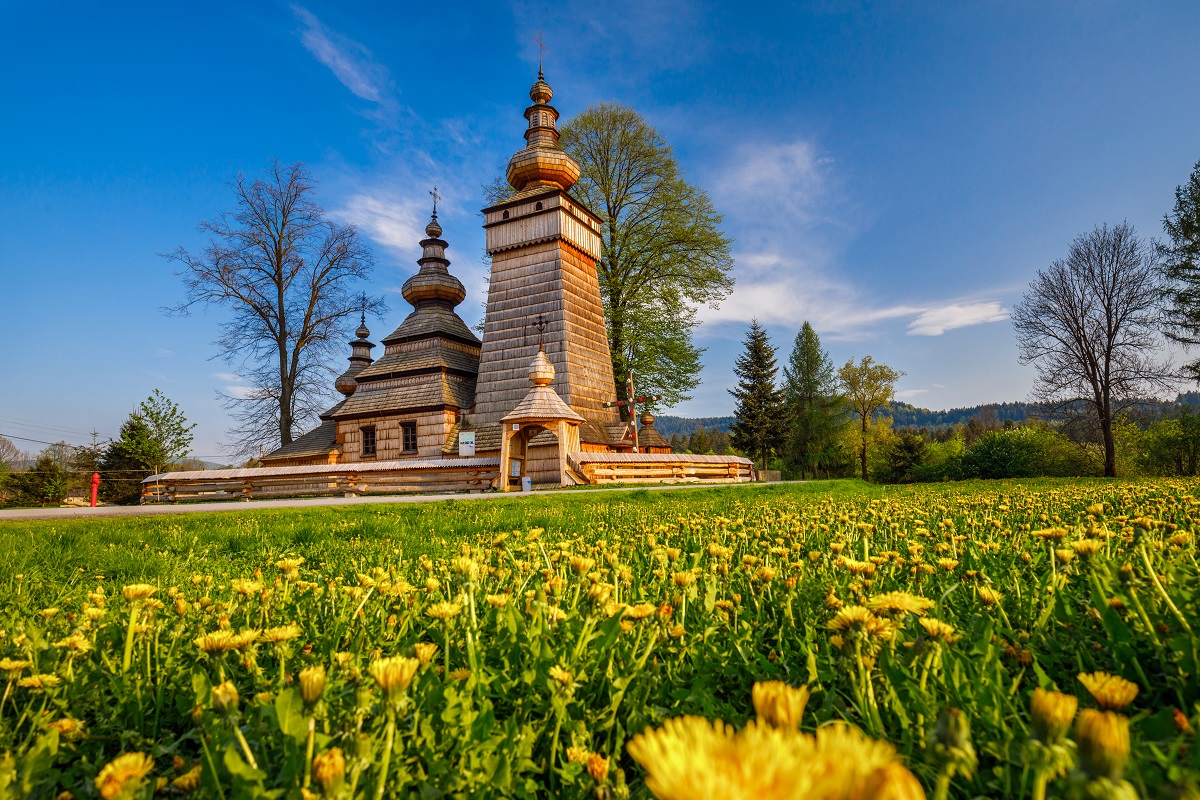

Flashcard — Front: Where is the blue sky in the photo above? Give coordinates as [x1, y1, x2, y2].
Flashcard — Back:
[2, 1, 1198, 459]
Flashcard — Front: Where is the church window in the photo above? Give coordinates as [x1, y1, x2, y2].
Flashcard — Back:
[361, 426, 377, 457]
[502, 210, 510, 219]
[401, 421, 418, 453]
[535, 201, 543, 210]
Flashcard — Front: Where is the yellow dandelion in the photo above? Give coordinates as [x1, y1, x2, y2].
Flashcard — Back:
[448, 667, 472, 681]
[1078, 672, 1138, 711]
[827, 605, 873, 632]
[752, 681, 810, 730]
[867, 591, 935, 617]
[18, 674, 61, 691]
[425, 602, 462, 621]
[298, 665, 326, 706]
[1029, 688, 1077, 746]
[1075, 709, 1130, 781]
[194, 630, 236, 655]
[122, 584, 157, 602]
[0, 658, 32, 674]
[260, 624, 302, 645]
[39, 607, 59, 619]
[230, 579, 263, 596]
[624, 603, 658, 621]
[171, 765, 203, 793]
[312, 747, 345, 792]
[212, 680, 239, 715]
[368, 656, 420, 700]
[571, 556, 597, 575]
[548, 664, 573, 687]
[485, 594, 510, 608]
[976, 587, 1002, 607]
[1071, 539, 1104, 557]
[936, 558, 959, 571]
[95, 752, 154, 800]
[413, 642, 439, 665]
[587, 753, 610, 783]
[47, 717, 85, 740]
[918, 617, 959, 644]
[1034, 528, 1068, 542]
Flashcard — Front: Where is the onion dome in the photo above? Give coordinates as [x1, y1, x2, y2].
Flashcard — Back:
[530, 348, 555, 386]
[640, 411, 656, 427]
[401, 213, 466, 307]
[335, 315, 375, 396]
[505, 72, 581, 193]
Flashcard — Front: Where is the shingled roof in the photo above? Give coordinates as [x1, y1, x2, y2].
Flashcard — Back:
[332, 376, 476, 418]
[261, 420, 338, 462]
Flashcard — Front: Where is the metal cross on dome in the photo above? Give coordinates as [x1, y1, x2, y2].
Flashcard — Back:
[429, 186, 441, 218]
[535, 30, 547, 77]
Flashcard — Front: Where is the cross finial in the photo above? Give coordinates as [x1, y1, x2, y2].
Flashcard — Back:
[535, 29, 547, 78]
[429, 186, 441, 218]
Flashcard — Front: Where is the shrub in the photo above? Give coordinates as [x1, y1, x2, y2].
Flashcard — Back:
[1, 454, 69, 507]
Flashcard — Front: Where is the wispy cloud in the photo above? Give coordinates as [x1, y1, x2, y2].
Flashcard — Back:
[895, 389, 930, 400]
[223, 385, 269, 401]
[212, 372, 242, 383]
[334, 193, 427, 256]
[906, 302, 1009, 336]
[292, 6, 392, 104]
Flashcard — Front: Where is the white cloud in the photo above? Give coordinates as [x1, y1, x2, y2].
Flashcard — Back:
[292, 6, 391, 104]
[334, 193, 426, 256]
[906, 302, 1009, 336]
[714, 140, 834, 228]
[212, 372, 242, 383]
[224, 385, 269, 401]
[895, 389, 929, 400]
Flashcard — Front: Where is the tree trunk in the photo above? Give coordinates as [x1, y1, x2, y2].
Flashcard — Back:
[1101, 416, 1116, 478]
[860, 416, 869, 481]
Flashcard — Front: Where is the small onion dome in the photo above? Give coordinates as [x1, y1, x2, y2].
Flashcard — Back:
[640, 411, 656, 427]
[401, 270, 466, 306]
[335, 371, 359, 396]
[425, 215, 443, 239]
[530, 349, 555, 386]
[355, 321, 371, 340]
[530, 77, 553, 105]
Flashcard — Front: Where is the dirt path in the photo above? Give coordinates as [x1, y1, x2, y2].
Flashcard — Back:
[0, 481, 782, 522]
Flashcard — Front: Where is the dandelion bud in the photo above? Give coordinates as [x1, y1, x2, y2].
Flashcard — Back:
[312, 747, 345, 794]
[1030, 688, 1077, 744]
[299, 665, 326, 706]
[751, 681, 810, 730]
[1075, 709, 1130, 781]
[355, 733, 372, 760]
[212, 680, 239, 716]
[174, 598, 188, 616]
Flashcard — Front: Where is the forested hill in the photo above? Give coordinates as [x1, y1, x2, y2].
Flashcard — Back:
[658, 394, 1200, 438]
[890, 401, 1035, 428]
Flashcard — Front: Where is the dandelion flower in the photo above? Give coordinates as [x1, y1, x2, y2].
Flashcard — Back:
[918, 617, 959, 644]
[122, 584, 158, 602]
[587, 753, 610, 783]
[261, 624, 302, 645]
[1071, 539, 1104, 557]
[194, 630, 237, 655]
[624, 603, 658, 621]
[95, 752, 154, 800]
[18, 674, 61, 691]
[368, 656, 420, 700]
[212, 680, 239, 715]
[752, 681, 810, 730]
[1075, 709, 1130, 781]
[867, 591, 935, 617]
[171, 765, 203, 793]
[0, 658, 31, 674]
[548, 664, 573, 687]
[976, 587, 1002, 607]
[425, 602, 462, 621]
[485, 594, 509, 608]
[312, 747, 345, 792]
[47, 717, 85, 740]
[413, 642, 439, 665]
[1078, 672, 1138, 711]
[299, 665, 326, 706]
[1030, 688, 1077, 744]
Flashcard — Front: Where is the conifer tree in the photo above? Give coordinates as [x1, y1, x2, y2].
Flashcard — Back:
[729, 320, 786, 470]
[782, 322, 845, 478]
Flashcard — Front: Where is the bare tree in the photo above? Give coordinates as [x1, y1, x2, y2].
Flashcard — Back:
[165, 161, 382, 457]
[1012, 222, 1172, 477]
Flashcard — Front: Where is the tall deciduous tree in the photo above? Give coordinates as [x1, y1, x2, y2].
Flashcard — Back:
[729, 321, 786, 471]
[838, 356, 903, 482]
[1159, 159, 1200, 382]
[166, 161, 382, 457]
[489, 103, 734, 414]
[99, 391, 196, 504]
[1012, 222, 1171, 477]
[782, 322, 845, 478]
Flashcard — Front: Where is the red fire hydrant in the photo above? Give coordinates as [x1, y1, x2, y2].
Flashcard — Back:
[90, 473, 100, 507]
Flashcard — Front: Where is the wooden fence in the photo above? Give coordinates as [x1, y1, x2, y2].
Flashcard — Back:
[568, 453, 755, 485]
[141, 458, 501, 504]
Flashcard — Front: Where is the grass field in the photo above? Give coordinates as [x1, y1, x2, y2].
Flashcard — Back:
[0, 478, 1196, 799]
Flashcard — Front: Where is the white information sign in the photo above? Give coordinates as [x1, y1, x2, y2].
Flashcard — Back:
[458, 430, 476, 457]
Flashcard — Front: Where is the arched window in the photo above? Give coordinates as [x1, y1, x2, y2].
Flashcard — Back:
[502, 210, 509, 219]
[535, 202, 543, 211]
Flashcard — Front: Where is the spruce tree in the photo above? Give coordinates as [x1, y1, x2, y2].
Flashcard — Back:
[729, 320, 786, 470]
[782, 322, 845, 478]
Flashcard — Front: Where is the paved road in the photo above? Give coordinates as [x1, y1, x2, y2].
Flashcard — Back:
[0, 481, 781, 522]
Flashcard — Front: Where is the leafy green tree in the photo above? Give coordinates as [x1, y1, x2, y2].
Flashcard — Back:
[1159, 159, 1200, 382]
[729, 321, 787, 470]
[838, 356, 903, 481]
[487, 103, 734, 414]
[100, 391, 196, 504]
[687, 427, 712, 455]
[1139, 408, 1200, 476]
[782, 322, 846, 478]
[2, 453, 69, 507]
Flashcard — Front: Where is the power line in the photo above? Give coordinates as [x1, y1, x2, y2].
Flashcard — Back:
[0, 416, 100, 438]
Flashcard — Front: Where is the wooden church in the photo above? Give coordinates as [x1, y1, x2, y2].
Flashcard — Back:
[147, 70, 750, 501]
